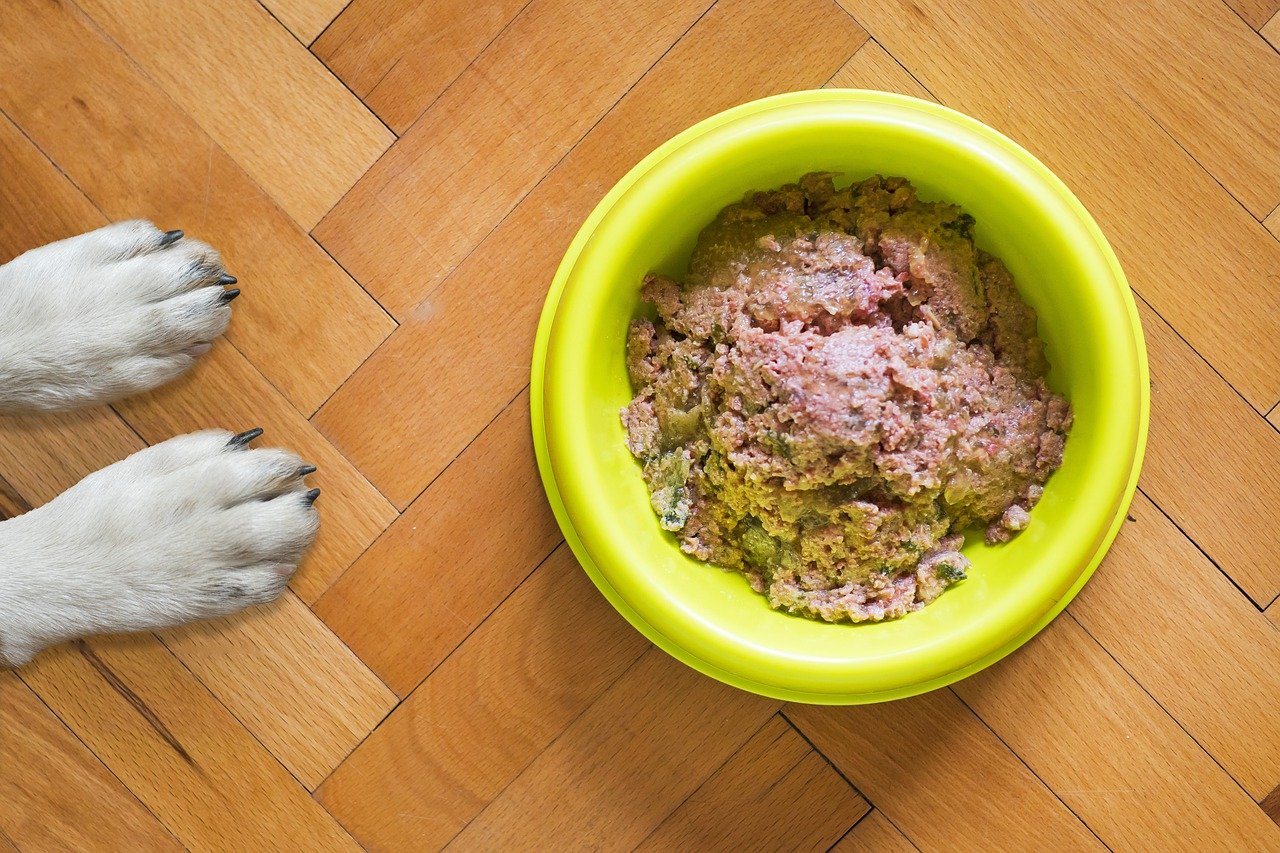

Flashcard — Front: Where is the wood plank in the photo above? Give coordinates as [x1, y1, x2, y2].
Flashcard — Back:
[313, 389, 560, 695]
[162, 591, 397, 789]
[0, 110, 105, 258]
[1068, 491, 1280, 798]
[0, 0, 395, 415]
[0, 671, 181, 852]
[447, 647, 778, 850]
[1264, 10, 1280, 49]
[843, 0, 1280, 216]
[260, 0, 350, 44]
[313, 0, 867, 505]
[636, 715, 867, 852]
[19, 636, 360, 851]
[111, 342, 397, 603]
[832, 811, 917, 853]
[314, 0, 530, 132]
[0, 475, 30, 520]
[76, 0, 393, 229]
[1227, 0, 1280, 30]
[312, 0, 717, 318]
[827, 39, 933, 99]
[1263, 786, 1280, 827]
[1267, 204, 1280, 238]
[786, 690, 1101, 852]
[1137, 297, 1280, 604]
[953, 615, 1280, 850]
[837, 0, 1280, 409]
[315, 546, 650, 850]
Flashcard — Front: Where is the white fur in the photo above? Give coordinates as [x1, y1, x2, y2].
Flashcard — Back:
[0, 221, 317, 666]
[0, 220, 232, 412]
[0, 430, 319, 667]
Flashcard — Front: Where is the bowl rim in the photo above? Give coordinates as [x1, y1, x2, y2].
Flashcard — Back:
[531, 89, 1149, 704]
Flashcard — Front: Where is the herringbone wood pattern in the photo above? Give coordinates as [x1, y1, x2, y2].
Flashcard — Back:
[2, 0, 1280, 849]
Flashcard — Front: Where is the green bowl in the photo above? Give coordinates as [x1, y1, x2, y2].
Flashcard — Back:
[531, 90, 1148, 704]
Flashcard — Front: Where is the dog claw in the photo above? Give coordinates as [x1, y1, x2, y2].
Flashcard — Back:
[228, 427, 263, 448]
[303, 488, 321, 505]
[297, 464, 317, 477]
[218, 273, 237, 286]
[160, 229, 184, 247]
[220, 288, 240, 303]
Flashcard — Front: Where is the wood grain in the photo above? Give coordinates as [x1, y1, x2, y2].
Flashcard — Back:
[840, 0, 1280, 217]
[0, 671, 181, 852]
[0, 475, 30, 521]
[786, 689, 1102, 851]
[313, 0, 716, 317]
[313, 0, 866, 505]
[75, 0, 393, 229]
[954, 616, 1280, 850]
[313, 390, 561, 695]
[1264, 11, 1280, 49]
[832, 811, 917, 853]
[827, 40, 933, 99]
[315, 0, 531, 132]
[636, 715, 868, 851]
[261, 0, 350, 44]
[19, 636, 361, 851]
[0, 0, 395, 415]
[1137, 298, 1280, 603]
[162, 591, 397, 789]
[447, 647, 779, 850]
[1075, 489, 1280, 794]
[1068, 492, 1280, 798]
[0, 110, 105, 258]
[1228, 0, 1280, 30]
[316, 546, 651, 850]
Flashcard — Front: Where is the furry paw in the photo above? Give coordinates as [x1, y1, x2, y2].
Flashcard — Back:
[0, 429, 319, 666]
[0, 221, 238, 412]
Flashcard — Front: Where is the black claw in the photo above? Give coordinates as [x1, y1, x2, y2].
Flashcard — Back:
[159, 229, 184, 247]
[220, 288, 240, 303]
[228, 427, 263, 448]
[303, 487, 321, 505]
[218, 273, 237, 286]
[297, 464, 317, 477]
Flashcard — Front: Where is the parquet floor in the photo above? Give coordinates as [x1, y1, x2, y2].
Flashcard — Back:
[2, 0, 1279, 849]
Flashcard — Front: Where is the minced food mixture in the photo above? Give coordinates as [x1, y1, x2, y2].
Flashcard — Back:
[621, 174, 1071, 623]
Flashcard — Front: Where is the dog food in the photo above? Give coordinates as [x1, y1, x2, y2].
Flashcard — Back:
[621, 174, 1071, 622]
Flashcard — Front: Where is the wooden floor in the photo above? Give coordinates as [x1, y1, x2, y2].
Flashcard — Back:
[2, 0, 1280, 849]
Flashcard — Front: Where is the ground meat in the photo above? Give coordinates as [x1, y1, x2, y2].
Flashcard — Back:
[621, 174, 1071, 623]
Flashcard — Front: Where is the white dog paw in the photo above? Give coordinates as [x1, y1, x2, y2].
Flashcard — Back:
[0, 220, 238, 412]
[0, 429, 319, 666]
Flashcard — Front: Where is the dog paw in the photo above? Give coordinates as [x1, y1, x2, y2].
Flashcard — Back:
[0, 221, 238, 412]
[0, 429, 319, 666]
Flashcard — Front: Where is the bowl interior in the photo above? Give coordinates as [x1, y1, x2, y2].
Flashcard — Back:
[541, 93, 1144, 700]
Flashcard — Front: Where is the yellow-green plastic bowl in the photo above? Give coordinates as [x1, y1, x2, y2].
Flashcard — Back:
[531, 90, 1148, 704]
